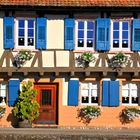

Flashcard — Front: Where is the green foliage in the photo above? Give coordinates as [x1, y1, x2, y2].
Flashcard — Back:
[12, 81, 40, 124]
[81, 52, 95, 63]
[0, 107, 5, 118]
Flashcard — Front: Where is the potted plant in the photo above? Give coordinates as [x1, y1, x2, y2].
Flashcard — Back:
[77, 106, 101, 124]
[0, 107, 5, 119]
[120, 107, 140, 123]
[13, 50, 33, 68]
[109, 52, 128, 69]
[80, 52, 96, 67]
[12, 81, 40, 128]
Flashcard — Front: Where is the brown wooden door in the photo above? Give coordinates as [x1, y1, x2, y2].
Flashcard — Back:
[34, 84, 57, 124]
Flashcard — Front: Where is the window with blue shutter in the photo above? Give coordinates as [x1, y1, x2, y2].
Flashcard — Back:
[132, 19, 140, 51]
[36, 17, 47, 49]
[4, 17, 14, 49]
[96, 18, 110, 51]
[64, 18, 74, 50]
[8, 79, 20, 106]
[102, 80, 119, 107]
[68, 80, 79, 106]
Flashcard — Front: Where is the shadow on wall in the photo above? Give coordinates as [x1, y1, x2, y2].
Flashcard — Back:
[7, 112, 18, 128]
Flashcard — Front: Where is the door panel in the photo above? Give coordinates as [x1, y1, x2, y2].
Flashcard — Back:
[34, 84, 57, 124]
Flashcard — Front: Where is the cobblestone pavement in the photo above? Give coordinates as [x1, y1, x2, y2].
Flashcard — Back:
[0, 127, 140, 140]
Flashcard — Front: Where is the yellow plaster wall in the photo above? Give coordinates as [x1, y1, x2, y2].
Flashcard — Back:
[47, 18, 64, 49]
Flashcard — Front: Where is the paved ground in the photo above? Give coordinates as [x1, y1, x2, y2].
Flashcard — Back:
[0, 127, 140, 140]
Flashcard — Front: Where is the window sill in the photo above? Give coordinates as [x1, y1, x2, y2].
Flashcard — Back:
[13, 48, 39, 52]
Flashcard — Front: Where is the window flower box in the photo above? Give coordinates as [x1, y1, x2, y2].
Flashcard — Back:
[108, 52, 129, 69]
[78, 106, 101, 124]
[76, 52, 96, 68]
[120, 107, 140, 123]
[13, 50, 33, 68]
[0, 107, 6, 118]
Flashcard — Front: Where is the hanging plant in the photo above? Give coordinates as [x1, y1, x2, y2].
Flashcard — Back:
[79, 52, 96, 67]
[13, 50, 33, 68]
[0, 107, 6, 118]
[108, 52, 128, 69]
[120, 107, 140, 123]
[77, 106, 101, 124]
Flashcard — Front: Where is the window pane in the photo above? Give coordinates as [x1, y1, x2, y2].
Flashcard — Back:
[122, 31, 128, 39]
[98, 28, 105, 41]
[78, 31, 84, 38]
[87, 21, 94, 29]
[91, 97, 98, 103]
[113, 22, 119, 30]
[28, 29, 34, 37]
[122, 97, 129, 104]
[122, 22, 128, 30]
[18, 38, 24, 46]
[87, 31, 93, 38]
[78, 21, 84, 29]
[134, 29, 140, 42]
[19, 20, 24, 28]
[28, 38, 34, 46]
[87, 40, 93, 47]
[81, 89, 89, 103]
[19, 29, 24, 36]
[28, 19, 34, 28]
[122, 89, 129, 97]
[132, 97, 138, 104]
[113, 31, 119, 38]
[113, 40, 119, 48]
[122, 40, 128, 48]
[41, 90, 51, 105]
[78, 39, 84, 47]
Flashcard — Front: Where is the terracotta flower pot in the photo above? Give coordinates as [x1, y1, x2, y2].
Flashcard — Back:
[18, 120, 32, 128]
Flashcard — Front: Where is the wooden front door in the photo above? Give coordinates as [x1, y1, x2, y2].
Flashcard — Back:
[34, 84, 57, 124]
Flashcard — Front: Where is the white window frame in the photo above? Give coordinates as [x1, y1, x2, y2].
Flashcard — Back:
[75, 19, 95, 50]
[15, 18, 35, 49]
[122, 83, 140, 106]
[110, 20, 131, 51]
[0, 82, 7, 106]
[80, 82, 99, 105]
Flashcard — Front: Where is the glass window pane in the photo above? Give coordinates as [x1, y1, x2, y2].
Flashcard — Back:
[28, 19, 34, 28]
[122, 31, 128, 39]
[28, 29, 34, 37]
[122, 40, 128, 48]
[134, 29, 140, 42]
[18, 38, 24, 46]
[78, 39, 84, 47]
[41, 90, 51, 105]
[78, 21, 84, 29]
[113, 22, 119, 30]
[19, 29, 24, 36]
[19, 20, 24, 28]
[113, 40, 119, 48]
[91, 89, 97, 97]
[81, 83, 89, 89]
[122, 97, 129, 103]
[91, 97, 98, 103]
[82, 97, 89, 103]
[132, 97, 138, 104]
[113, 31, 119, 38]
[131, 90, 138, 97]
[78, 31, 84, 38]
[28, 38, 34, 46]
[122, 89, 129, 97]
[87, 40, 93, 47]
[87, 21, 94, 29]
[81, 90, 89, 97]
[87, 31, 93, 38]
[122, 22, 128, 30]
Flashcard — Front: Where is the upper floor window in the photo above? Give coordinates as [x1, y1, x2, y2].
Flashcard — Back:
[15, 18, 35, 49]
[80, 82, 99, 105]
[75, 20, 95, 50]
[122, 83, 139, 106]
[111, 20, 130, 51]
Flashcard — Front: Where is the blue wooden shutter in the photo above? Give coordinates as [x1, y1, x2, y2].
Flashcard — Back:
[132, 19, 140, 51]
[102, 81, 109, 106]
[109, 81, 120, 107]
[68, 80, 79, 106]
[36, 17, 47, 49]
[64, 18, 74, 50]
[4, 17, 14, 49]
[8, 79, 20, 106]
[96, 18, 110, 51]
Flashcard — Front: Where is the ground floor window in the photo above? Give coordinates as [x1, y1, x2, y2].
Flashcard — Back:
[0, 82, 7, 106]
[80, 82, 99, 105]
[122, 83, 139, 106]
